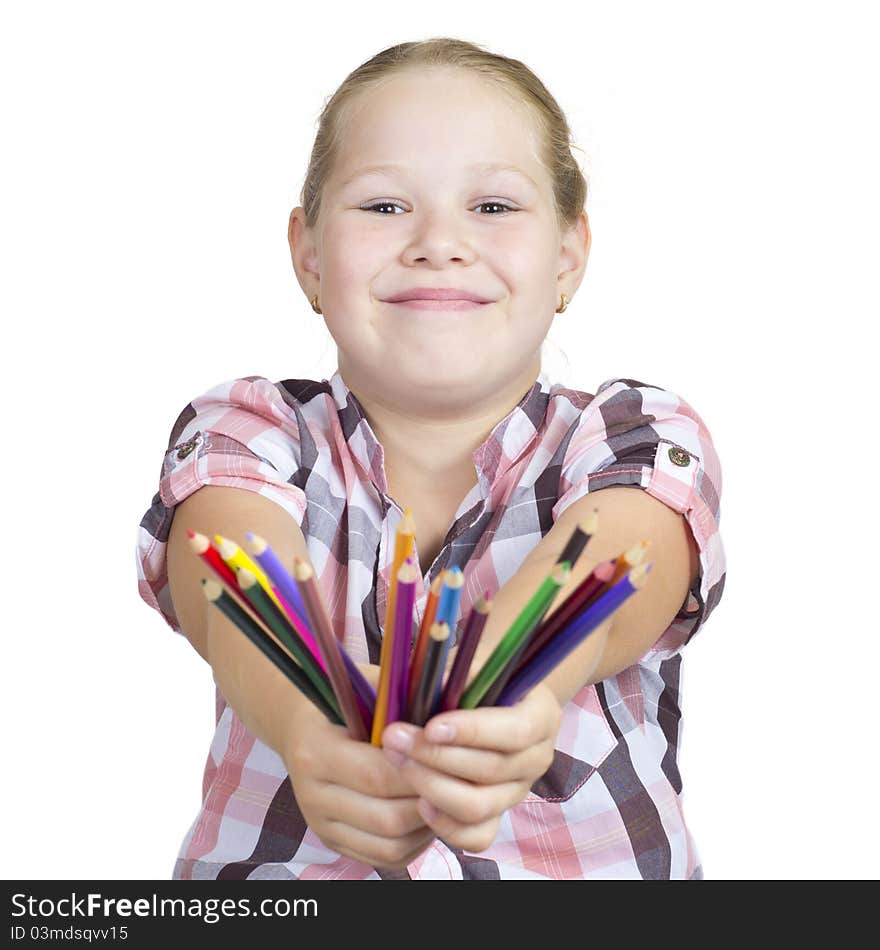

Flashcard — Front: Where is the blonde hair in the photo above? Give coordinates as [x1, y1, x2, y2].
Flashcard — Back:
[300, 37, 588, 235]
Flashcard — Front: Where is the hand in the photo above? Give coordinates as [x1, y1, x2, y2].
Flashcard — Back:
[281, 664, 436, 871]
[380, 683, 563, 853]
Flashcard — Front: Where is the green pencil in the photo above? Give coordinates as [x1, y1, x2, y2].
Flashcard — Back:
[458, 562, 571, 709]
[202, 579, 344, 725]
[236, 567, 343, 722]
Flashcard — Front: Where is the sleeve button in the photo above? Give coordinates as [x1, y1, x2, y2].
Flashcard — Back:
[668, 446, 691, 467]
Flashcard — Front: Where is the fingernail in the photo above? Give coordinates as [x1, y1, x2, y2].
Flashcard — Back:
[426, 722, 455, 743]
[383, 724, 415, 754]
[383, 748, 407, 768]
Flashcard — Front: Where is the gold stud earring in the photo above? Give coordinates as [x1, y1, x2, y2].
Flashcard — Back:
[556, 293, 569, 314]
[310, 294, 322, 315]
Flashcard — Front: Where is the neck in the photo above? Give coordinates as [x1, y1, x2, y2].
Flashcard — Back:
[339, 357, 542, 492]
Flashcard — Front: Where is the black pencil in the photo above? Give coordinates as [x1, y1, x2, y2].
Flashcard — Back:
[409, 622, 451, 727]
[202, 578, 344, 725]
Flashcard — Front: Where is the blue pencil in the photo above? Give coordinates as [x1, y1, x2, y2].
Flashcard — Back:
[428, 566, 464, 716]
[495, 563, 652, 707]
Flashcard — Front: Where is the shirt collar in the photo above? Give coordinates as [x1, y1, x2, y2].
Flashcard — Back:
[327, 369, 552, 494]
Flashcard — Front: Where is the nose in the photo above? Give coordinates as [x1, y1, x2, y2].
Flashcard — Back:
[401, 206, 477, 267]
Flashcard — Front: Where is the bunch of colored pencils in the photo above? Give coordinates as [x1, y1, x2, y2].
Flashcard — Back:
[188, 507, 652, 746]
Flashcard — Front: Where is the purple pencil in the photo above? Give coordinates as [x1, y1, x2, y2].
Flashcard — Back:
[439, 591, 492, 712]
[387, 560, 417, 726]
[496, 563, 653, 707]
[246, 532, 309, 623]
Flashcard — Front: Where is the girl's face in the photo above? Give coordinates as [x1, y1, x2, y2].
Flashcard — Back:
[290, 67, 589, 412]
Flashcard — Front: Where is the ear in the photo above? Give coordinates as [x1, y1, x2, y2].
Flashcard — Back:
[558, 210, 591, 301]
[288, 207, 321, 300]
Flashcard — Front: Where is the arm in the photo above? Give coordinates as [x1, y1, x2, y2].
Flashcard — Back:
[166, 485, 435, 869]
[381, 485, 699, 851]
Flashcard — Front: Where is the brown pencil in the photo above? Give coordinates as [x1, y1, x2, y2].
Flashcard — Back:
[294, 557, 369, 741]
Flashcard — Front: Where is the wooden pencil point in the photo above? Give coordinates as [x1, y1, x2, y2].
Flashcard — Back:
[624, 541, 647, 565]
[293, 557, 313, 581]
[237, 567, 257, 589]
[444, 568, 465, 590]
[400, 509, 416, 535]
[430, 621, 450, 642]
[187, 530, 209, 553]
[397, 560, 418, 583]
[630, 561, 653, 587]
[202, 578, 222, 601]
[581, 509, 599, 535]
[246, 532, 268, 555]
[551, 562, 571, 585]
[215, 535, 238, 559]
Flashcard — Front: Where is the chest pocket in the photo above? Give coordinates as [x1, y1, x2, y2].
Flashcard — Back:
[524, 683, 618, 803]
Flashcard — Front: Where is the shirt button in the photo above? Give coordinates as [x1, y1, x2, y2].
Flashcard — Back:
[668, 446, 691, 467]
[175, 437, 197, 460]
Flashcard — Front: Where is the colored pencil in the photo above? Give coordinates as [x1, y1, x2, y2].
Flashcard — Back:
[188, 529, 238, 588]
[556, 509, 599, 569]
[428, 567, 464, 715]
[386, 559, 418, 727]
[371, 510, 416, 745]
[458, 562, 571, 709]
[438, 592, 492, 713]
[202, 578, 343, 725]
[496, 563, 652, 707]
[268, 583, 328, 673]
[409, 622, 451, 727]
[598, 540, 649, 595]
[512, 558, 617, 676]
[245, 532, 310, 628]
[407, 571, 445, 711]
[293, 557, 368, 741]
[478, 562, 574, 708]
[215, 533, 284, 612]
[236, 567, 342, 722]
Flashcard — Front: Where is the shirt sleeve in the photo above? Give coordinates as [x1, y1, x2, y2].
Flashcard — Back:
[135, 376, 308, 635]
[552, 377, 726, 661]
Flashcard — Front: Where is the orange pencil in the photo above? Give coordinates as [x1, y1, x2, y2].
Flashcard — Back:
[598, 540, 649, 596]
[407, 570, 445, 712]
[371, 509, 416, 745]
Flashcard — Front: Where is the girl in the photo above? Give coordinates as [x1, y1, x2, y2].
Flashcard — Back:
[136, 37, 726, 880]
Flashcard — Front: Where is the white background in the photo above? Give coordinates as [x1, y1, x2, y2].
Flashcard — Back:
[2, 0, 877, 880]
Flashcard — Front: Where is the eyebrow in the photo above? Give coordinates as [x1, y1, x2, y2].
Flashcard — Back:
[338, 161, 540, 191]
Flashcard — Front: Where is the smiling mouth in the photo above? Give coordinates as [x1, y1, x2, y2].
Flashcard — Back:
[384, 299, 490, 311]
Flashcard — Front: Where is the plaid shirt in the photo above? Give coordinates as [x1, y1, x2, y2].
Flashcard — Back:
[136, 369, 726, 880]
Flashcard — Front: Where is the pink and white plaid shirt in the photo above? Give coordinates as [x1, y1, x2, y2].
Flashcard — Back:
[136, 369, 725, 880]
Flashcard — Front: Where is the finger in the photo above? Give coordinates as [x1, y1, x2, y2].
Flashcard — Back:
[305, 781, 428, 838]
[398, 758, 529, 826]
[416, 801, 501, 854]
[390, 689, 556, 754]
[319, 820, 437, 872]
[291, 731, 418, 799]
[384, 723, 551, 785]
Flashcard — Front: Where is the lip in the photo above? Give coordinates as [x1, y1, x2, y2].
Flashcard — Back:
[382, 287, 494, 304]
[386, 299, 489, 311]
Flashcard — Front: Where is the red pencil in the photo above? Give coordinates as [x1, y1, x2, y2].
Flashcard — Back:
[511, 558, 617, 677]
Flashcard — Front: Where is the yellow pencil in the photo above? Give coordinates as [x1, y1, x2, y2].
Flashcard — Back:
[214, 533, 284, 611]
[371, 509, 416, 745]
